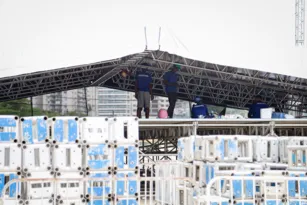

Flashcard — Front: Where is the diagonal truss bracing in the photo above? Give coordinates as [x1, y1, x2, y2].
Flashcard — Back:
[1, 50, 307, 112]
[103, 51, 307, 112]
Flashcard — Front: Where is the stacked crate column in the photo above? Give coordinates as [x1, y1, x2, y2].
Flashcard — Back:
[49, 116, 84, 203]
[81, 117, 113, 204]
[109, 117, 139, 204]
[21, 116, 54, 204]
[0, 116, 22, 201]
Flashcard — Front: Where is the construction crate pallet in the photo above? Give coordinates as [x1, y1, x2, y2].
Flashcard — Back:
[1, 115, 307, 205]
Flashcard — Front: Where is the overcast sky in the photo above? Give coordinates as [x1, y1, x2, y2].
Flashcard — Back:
[0, 0, 306, 78]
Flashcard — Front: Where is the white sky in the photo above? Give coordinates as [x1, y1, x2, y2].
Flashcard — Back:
[0, 0, 306, 78]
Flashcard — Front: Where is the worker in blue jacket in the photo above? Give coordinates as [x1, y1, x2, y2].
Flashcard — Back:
[191, 97, 209, 118]
[248, 95, 269, 118]
[135, 66, 154, 119]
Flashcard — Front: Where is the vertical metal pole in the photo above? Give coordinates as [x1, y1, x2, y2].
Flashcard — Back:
[144, 27, 148, 50]
[30, 97, 33, 116]
[84, 87, 89, 116]
[189, 102, 192, 118]
[158, 27, 161, 50]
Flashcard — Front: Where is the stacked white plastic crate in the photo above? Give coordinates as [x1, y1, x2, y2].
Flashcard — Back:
[193, 135, 258, 205]
[174, 135, 307, 205]
[0, 116, 21, 201]
[20, 116, 53, 204]
[50, 116, 84, 204]
[109, 117, 139, 205]
[81, 117, 112, 205]
[0, 115, 140, 205]
[82, 117, 139, 205]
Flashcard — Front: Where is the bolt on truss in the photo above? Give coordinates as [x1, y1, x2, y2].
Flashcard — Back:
[295, 0, 305, 46]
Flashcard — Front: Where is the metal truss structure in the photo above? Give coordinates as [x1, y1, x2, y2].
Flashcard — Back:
[2, 51, 307, 156]
[102, 50, 307, 112]
[295, 0, 305, 46]
[2, 50, 307, 113]
[138, 119, 307, 156]
[0, 54, 133, 102]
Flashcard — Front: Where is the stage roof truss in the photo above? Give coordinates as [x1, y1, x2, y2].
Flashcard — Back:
[1, 50, 307, 112]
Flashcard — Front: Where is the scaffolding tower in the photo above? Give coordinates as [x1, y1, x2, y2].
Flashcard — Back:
[295, 0, 305, 46]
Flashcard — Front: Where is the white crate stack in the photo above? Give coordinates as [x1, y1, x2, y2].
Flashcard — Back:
[0, 116, 22, 200]
[0, 115, 140, 204]
[81, 116, 139, 204]
[49, 116, 84, 204]
[108, 117, 139, 205]
[20, 116, 54, 204]
[171, 135, 307, 205]
[81, 117, 112, 204]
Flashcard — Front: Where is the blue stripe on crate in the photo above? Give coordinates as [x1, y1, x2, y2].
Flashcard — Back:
[0, 174, 4, 195]
[245, 174, 253, 198]
[68, 119, 78, 142]
[211, 202, 229, 205]
[22, 119, 33, 143]
[228, 139, 237, 153]
[116, 199, 138, 205]
[128, 146, 137, 169]
[90, 173, 110, 178]
[205, 165, 210, 184]
[289, 201, 301, 205]
[87, 187, 111, 196]
[88, 200, 111, 205]
[232, 178, 242, 198]
[88, 160, 110, 169]
[288, 174, 296, 197]
[236, 203, 254, 205]
[115, 147, 125, 168]
[116, 180, 125, 195]
[292, 152, 296, 164]
[0, 118, 16, 127]
[219, 139, 225, 160]
[128, 180, 137, 195]
[300, 174, 307, 197]
[36, 118, 47, 141]
[54, 120, 64, 142]
[265, 200, 283, 205]
[0, 133, 16, 141]
[9, 174, 18, 197]
[88, 144, 107, 155]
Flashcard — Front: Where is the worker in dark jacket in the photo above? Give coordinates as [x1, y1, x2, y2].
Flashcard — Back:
[163, 64, 180, 118]
[248, 95, 269, 118]
[191, 97, 209, 118]
[135, 66, 153, 118]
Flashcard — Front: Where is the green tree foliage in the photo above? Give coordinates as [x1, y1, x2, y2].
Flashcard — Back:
[0, 99, 70, 117]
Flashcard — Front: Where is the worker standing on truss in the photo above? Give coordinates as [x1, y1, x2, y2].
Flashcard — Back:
[248, 95, 269, 118]
[135, 64, 154, 118]
[163, 64, 181, 118]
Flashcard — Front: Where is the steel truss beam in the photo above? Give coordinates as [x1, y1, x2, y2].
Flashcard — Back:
[0, 56, 134, 101]
[102, 50, 307, 112]
[1, 50, 307, 112]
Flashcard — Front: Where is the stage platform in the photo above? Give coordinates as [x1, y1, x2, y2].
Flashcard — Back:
[138, 118, 307, 156]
